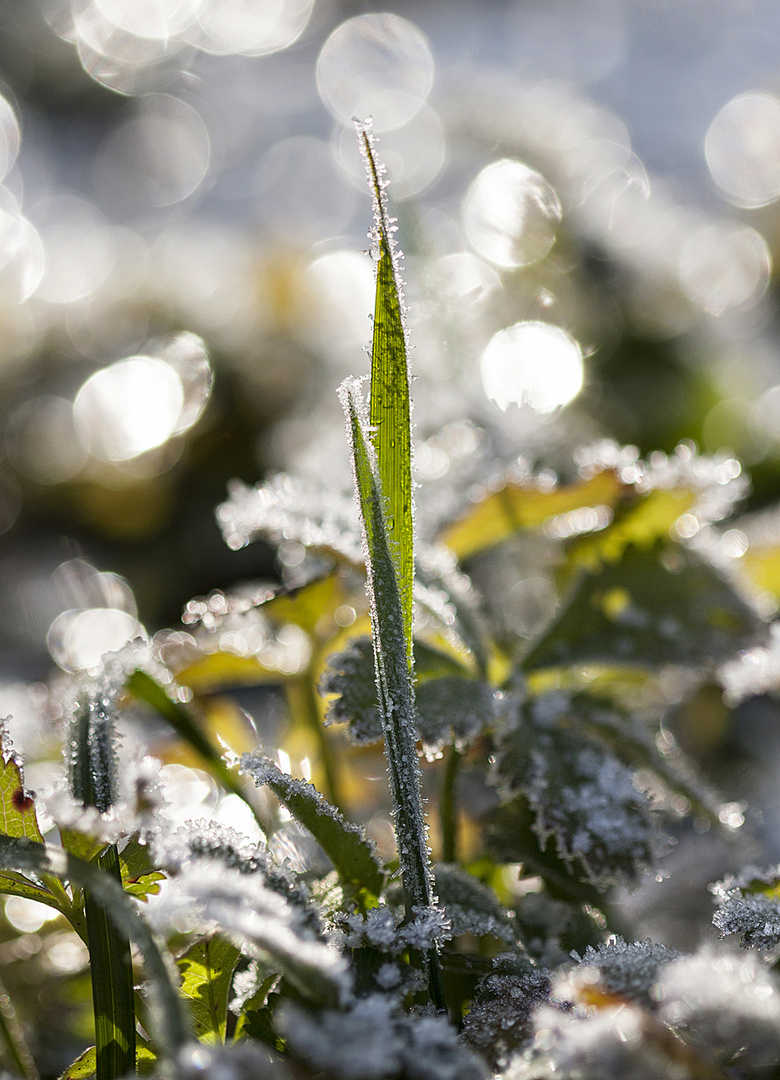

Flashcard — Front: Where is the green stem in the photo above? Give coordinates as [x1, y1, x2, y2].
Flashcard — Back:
[85, 845, 136, 1080]
[0, 974, 37, 1079]
[286, 672, 343, 809]
[440, 747, 461, 864]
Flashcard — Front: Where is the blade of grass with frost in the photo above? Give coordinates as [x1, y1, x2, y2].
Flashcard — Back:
[70, 696, 135, 1080]
[339, 378, 445, 1012]
[241, 752, 384, 895]
[0, 836, 191, 1058]
[356, 119, 414, 665]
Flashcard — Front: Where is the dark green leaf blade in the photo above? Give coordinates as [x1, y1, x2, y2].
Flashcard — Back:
[523, 542, 762, 672]
[241, 753, 384, 896]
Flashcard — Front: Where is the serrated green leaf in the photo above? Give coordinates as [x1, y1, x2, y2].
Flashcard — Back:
[434, 864, 520, 945]
[523, 542, 761, 672]
[241, 754, 384, 896]
[321, 635, 496, 749]
[58, 827, 105, 865]
[177, 934, 241, 1042]
[492, 696, 657, 888]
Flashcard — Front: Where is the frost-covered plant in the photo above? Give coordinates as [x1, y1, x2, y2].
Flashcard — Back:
[4, 123, 780, 1080]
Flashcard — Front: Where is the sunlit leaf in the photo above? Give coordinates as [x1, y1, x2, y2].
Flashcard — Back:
[118, 838, 166, 902]
[241, 753, 384, 896]
[177, 934, 241, 1043]
[0, 835, 191, 1057]
[359, 120, 415, 664]
[60, 1040, 157, 1079]
[438, 470, 624, 561]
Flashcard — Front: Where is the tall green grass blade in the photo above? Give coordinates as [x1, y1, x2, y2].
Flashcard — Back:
[356, 120, 414, 666]
[84, 846, 135, 1080]
[338, 378, 445, 1011]
[0, 836, 191, 1058]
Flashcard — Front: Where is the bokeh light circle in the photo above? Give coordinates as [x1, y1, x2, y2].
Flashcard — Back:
[480, 321, 584, 413]
[316, 13, 434, 131]
[706, 92, 780, 208]
[463, 159, 562, 269]
[73, 356, 185, 461]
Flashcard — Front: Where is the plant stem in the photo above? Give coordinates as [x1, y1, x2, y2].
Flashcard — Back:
[85, 845, 136, 1080]
[440, 746, 461, 864]
[0, 975, 37, 1079]
[286, 672, 343, 809]
[71, 696, 136, 1080]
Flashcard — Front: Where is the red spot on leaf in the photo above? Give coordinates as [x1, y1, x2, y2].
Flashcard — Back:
[11, 788, 33, 812]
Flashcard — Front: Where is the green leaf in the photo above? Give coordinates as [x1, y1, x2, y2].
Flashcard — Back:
[438, 469, 624, 561]
[359, 120, 415, 666]
[322, 635, 496, 749]
[60, 1039, 157, 1079]
[433, 864, 520, 946]
[241, 753, 384, 896]
[84, 844, 136, 1080]
[177, 934, 241, 1043]
[0, 835, 192, 1059]
[523, 542, 761, 672]
[118, 838, 166, 902]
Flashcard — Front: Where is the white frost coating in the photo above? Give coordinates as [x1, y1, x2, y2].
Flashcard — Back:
[720, 621, 780, 704]
[278, 994, 489, 1080]
[565, 936, 681, 1006]
[575, 439, 748, 531]
[216, 473, 363, 562]
[711, 865, 780, 950]
[148, 858, 351, 1005]
[656, 947, 780, 1067]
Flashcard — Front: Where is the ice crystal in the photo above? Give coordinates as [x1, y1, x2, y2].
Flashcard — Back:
[279, 992, 489, 1080]
[656, 947, 780, 1069]
[154, 819, 321, 935]
[567, 937, 681, 1007]
[216, 474, 362, 562]
[461, 968, 551, 1068]
[514, 890, 604, 969]
[712, 865, 780, 950]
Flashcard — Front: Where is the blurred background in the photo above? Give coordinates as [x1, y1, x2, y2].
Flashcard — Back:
[1, 0, 780, 682]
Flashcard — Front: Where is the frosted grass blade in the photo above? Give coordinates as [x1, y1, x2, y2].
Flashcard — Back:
[241, 752, 384, 896]
[356, 119, 414, 666]
[339, 378, 445, 1011]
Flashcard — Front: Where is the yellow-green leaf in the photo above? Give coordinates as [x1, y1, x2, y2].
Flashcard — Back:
[177, 934, 241, 1043]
